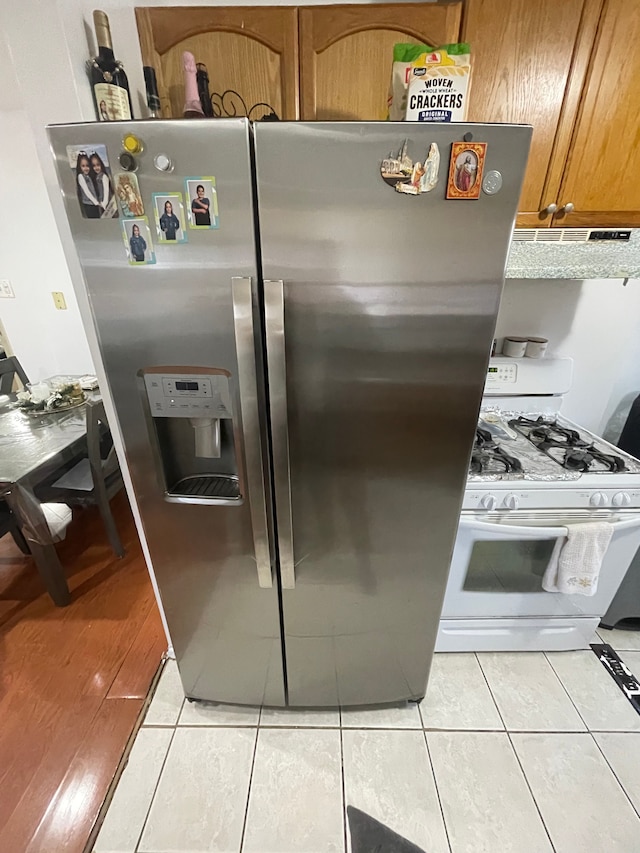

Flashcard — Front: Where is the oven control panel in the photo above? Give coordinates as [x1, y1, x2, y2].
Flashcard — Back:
[463, 488, 640, 512]
[483, 356, 573, 397]
[486, 362, 517, 385]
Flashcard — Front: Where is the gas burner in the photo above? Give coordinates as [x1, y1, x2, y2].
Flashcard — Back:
[509, 416, 628, 474]
[470, 427, 523, 475]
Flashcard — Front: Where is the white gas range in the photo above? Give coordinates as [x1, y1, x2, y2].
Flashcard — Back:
[437, 357, 640, 652]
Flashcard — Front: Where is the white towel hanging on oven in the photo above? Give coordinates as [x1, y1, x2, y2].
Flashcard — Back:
[542, 522, 614, 596]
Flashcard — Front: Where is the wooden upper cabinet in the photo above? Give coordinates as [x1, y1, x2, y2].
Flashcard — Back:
[299, 3, 462, 121]
[555, 0, 640, 227]
[463, 0, 602, 227]
[135, 7, 299, 120]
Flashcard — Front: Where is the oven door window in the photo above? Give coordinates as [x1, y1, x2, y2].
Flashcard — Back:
[441, 511, 640, 619]
[463, 539, 557, 593]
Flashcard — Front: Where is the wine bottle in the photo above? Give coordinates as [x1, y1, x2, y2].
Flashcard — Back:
[143, 66, 162, 118]
[90, 10, 133, 121]
[196, 63, 214, 117]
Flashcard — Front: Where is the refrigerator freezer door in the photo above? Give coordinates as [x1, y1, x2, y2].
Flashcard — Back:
[255, 122, 531, 706]
[48, 119, 284, 706]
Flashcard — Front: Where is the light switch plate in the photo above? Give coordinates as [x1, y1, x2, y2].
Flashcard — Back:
[0, 280, 15, 298]
[52, 291, 67, 310]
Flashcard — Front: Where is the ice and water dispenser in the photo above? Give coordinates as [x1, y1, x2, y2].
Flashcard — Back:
[142, 368, 242, 503]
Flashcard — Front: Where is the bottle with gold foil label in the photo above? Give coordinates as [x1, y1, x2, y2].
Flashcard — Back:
[90, 10, 133, 121]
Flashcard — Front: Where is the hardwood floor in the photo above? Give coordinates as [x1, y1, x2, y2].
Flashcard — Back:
[0, 491, 167, 852]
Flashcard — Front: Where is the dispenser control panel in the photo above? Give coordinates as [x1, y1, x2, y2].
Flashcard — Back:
[144, 372, 233, 418]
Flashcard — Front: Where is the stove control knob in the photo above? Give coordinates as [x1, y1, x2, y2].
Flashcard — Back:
[612, 492, 631, 507]
[590, 492, 609, 507]
[504, 493, 520, 510]
[480, 494, 497, 511]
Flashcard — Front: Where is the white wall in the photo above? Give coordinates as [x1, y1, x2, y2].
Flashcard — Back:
[0, 25, 93, 380]
[495, 278, 640, 438]
[0, 109, 94, 379]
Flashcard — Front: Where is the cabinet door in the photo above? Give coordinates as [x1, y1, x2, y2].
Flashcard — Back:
[463, 0, 602, 227]
[135, 7, 299, 120]
[554, 0, 640, 227]
[299, 3, 462, 121]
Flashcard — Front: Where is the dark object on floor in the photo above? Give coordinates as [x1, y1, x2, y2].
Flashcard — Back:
[591, 643, 640, 714]
[347, 806, 427, 853]
[602, 394, 640, 626]
[618, 393, 640, 458]
[600, 543, 640, 630]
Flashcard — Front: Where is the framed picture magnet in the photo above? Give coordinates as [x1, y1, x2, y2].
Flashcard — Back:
[380, 139, 440, 195]
[122, 217, 156, 265]
[446, 142, 487, 200]
[115, 172, 144, 217]
[152, 192, 188, 243]
[185, 177, 219, 229]
[66, 144, 118, 219]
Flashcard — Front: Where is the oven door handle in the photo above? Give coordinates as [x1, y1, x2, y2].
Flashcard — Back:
[460, 519, 568, 538]
[610, 516, 640, 531]
[461, 516, 640, 538]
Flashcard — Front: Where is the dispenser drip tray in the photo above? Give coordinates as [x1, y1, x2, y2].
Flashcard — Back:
[168, 474, 241, 502]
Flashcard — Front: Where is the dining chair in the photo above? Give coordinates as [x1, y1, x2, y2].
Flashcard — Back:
[0, 356, 30, 395]
[0, 501, 30, 555]
[37, 399, 126, 558]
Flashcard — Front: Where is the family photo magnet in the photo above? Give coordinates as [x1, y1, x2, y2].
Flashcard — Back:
[67, 144, 118, 219]
[380, 140, 440, 195]
[446, 141, 487, 200]
[122, 217, 156, 265]
[185, 178, 219, 229]
[152, 193, 188, 244]
[115, 172, 144, 217]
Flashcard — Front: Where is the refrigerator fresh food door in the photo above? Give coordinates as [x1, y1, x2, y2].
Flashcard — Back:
[47, 119, 284, 706]
[255, 122, 531, 706]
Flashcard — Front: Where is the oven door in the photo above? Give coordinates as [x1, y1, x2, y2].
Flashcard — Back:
[441, 511, 640, 619]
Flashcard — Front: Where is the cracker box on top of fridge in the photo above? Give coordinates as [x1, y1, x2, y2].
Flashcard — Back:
[388, 43, 471, 123]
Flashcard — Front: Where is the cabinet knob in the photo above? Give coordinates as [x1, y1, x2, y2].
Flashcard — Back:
[543, 203, 558, 214]
[561, 202, 575, 214]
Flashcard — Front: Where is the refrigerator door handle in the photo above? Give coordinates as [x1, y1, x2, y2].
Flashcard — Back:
[231, 276, 272, 589]
[264, 279, 295, 589]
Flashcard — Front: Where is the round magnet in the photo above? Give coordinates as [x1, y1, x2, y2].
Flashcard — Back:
[482, 170, 503, 195]
[154, 153, 173, 173]
[118, 151, 137, 172]
[123, 133, 143, 154]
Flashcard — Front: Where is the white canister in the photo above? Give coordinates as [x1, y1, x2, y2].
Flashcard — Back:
[503, 337, 528, 358]
[526, 337, 548, 359]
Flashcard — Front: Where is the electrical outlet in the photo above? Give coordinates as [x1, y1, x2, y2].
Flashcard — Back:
[52, 291, 67, 310]
[0, 280, 15, 298]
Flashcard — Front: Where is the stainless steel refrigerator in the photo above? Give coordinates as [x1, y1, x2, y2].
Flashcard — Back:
[48, 119, 530, 707]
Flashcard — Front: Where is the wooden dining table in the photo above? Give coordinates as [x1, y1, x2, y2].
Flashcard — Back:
[0, 383, 100, 606]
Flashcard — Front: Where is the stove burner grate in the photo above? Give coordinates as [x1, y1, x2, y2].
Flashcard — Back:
[470, 427, 523, 475]
[509, 416, 627, 473]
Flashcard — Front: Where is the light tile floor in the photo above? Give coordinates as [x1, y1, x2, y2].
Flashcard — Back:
[93, 633, 640, 853]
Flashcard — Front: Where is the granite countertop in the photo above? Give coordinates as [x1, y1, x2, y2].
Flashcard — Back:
[505, 229, 640, 280]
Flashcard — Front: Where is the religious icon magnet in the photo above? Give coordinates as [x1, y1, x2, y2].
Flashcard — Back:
[446, 141, 486, 200]
[115, 172, 144, 217]
[380, 139, 440, 195]
[122, 217, 156, 265]
[185, 177, 219, 229]
[152, 192, 188, 243]
[66, 144, 118, 219]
